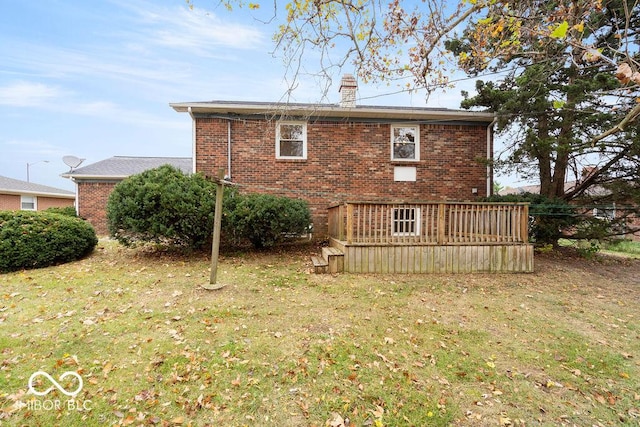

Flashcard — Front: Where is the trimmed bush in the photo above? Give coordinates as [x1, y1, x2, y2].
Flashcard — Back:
[107, 165, 220, 250]
[225, 193, 311, 249]
[0, 211, 98, 273]
[45, 206, 77, 217]
[106, 165, 312, 251]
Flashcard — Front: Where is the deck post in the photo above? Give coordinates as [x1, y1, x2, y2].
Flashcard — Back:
[337, 204, 344, 241]
[521, 204, 529, 243]
[346, 203, 354, 244]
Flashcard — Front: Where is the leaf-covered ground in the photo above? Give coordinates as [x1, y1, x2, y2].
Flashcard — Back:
[1, 241, 639, 426]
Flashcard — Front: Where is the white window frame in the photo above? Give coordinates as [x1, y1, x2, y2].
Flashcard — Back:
[21, 195, 37, 211]
[391, 124, 420, 161]
[392, 207, 421, 236]
[593, 206, 615, 221]
[276, 121, 307, 160]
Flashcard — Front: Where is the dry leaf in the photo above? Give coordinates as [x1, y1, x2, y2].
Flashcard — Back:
[103, 361, 113, 377]
[327, 412, 345, 427]
[616, 63, 633, 84]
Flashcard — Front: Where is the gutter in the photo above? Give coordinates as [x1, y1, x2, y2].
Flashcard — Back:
[170, 102, 496, 123]
[487, 116, 498, 196]
[0, 189, 75, 199]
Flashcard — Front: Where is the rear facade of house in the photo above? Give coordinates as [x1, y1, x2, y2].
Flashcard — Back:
[172, 76, 496, 237]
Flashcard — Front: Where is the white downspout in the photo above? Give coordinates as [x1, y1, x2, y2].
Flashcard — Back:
[227, 119, 232, 180]
[188, 107, 196, 174]
[487, 116, 498, 196]
[73, 178, 79, 216]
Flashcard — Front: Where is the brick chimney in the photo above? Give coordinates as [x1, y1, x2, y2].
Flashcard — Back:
[339, 74, 357, 108]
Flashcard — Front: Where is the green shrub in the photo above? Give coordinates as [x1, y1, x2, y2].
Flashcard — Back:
[107, 165, 222, 250]
[0, 211, 98, 273]
[484, 193, 578, 246]
[45, 206, 77, 217]
[106, 165, 312, 251]
[225, 193, 311, 249]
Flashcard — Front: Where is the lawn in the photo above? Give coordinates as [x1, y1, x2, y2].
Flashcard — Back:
[1, 240, 639, 426]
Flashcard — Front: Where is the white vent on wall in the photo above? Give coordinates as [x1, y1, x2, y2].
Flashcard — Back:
[394, 166, 417, 182]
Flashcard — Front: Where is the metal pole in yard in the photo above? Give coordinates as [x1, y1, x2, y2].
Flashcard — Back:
[203, 168, 226, 290]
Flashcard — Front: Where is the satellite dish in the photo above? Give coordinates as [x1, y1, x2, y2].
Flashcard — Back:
[63, 155, 85, 170]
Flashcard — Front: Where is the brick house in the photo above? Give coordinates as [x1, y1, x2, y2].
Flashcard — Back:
[62, 156, 192, 235]
[170, 75, 497, 238]
[0, 175, 75, 212]
[501, 170, 640, 242]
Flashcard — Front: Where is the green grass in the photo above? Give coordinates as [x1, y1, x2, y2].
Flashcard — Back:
[559, 238, 640, 259]
[602, 239, 640, 256]
[1, 240, 639, 426]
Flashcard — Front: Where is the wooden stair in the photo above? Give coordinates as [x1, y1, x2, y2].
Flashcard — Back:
[311, 247, 344, 274]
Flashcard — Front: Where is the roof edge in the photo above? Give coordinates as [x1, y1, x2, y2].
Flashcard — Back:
[169, 101, 495, 122]
[0, 189, 75, 198]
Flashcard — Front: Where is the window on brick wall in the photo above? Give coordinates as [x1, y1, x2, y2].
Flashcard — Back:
[392, 207, 420, 236]
[276, 121, 307, 159]
[21, 195, 37, 211]
[391, 124, 419, 161]
[593, 206, 615, 221]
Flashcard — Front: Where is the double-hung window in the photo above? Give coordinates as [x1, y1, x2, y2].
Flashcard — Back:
[21, 195, 36, 211]
[393, 207, 420, 236]
[391, 124, 420, 161]
[276, 121, 307, 159]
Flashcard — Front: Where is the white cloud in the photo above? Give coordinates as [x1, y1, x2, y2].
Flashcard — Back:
[110, 0, 266, 56]
[0, 81, 67, 107]
[150, 8, 265, 53]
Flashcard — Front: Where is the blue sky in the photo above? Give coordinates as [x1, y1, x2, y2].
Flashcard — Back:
[1, 0, 512, 191]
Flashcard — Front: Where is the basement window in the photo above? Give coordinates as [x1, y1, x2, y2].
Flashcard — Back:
[391, 124, 419, 161]
[276, 121, 307, 159]
[21, 196, 37, 211]
[392, 207, 420, 236]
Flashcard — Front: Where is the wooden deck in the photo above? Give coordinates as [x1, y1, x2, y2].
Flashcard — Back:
[318, 202, 533, 273]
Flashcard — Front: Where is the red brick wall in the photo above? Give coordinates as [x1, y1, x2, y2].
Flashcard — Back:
[0, 194, 74, 211]
[0, 194, 20, 210]
[77, 181, 119, 235]
[37, 196, 75, 210]
[195, 118, 492, 236]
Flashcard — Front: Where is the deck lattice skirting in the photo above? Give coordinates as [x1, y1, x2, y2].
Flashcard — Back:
[314, 202, 534, 274]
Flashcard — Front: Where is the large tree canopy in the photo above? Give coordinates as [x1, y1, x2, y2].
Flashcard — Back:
[198, 0, 639, 224]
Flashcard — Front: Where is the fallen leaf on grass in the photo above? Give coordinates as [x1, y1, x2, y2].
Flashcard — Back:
[326, 412, 346, 427]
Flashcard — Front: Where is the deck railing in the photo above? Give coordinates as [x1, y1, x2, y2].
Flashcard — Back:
[327, 202, 529, 245]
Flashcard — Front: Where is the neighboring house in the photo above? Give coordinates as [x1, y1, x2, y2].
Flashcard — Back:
[170, 75, 497, 237]
[0, 175, 75, 212]
[499, 170, 640, 242]
[62, 156, 192, 235]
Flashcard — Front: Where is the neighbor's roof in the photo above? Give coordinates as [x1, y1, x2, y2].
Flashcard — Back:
[61, 156, 193, 180]
[499, 181, 611, 197]
[0, 175, 75, 198]
[169, 100, 496, 124]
